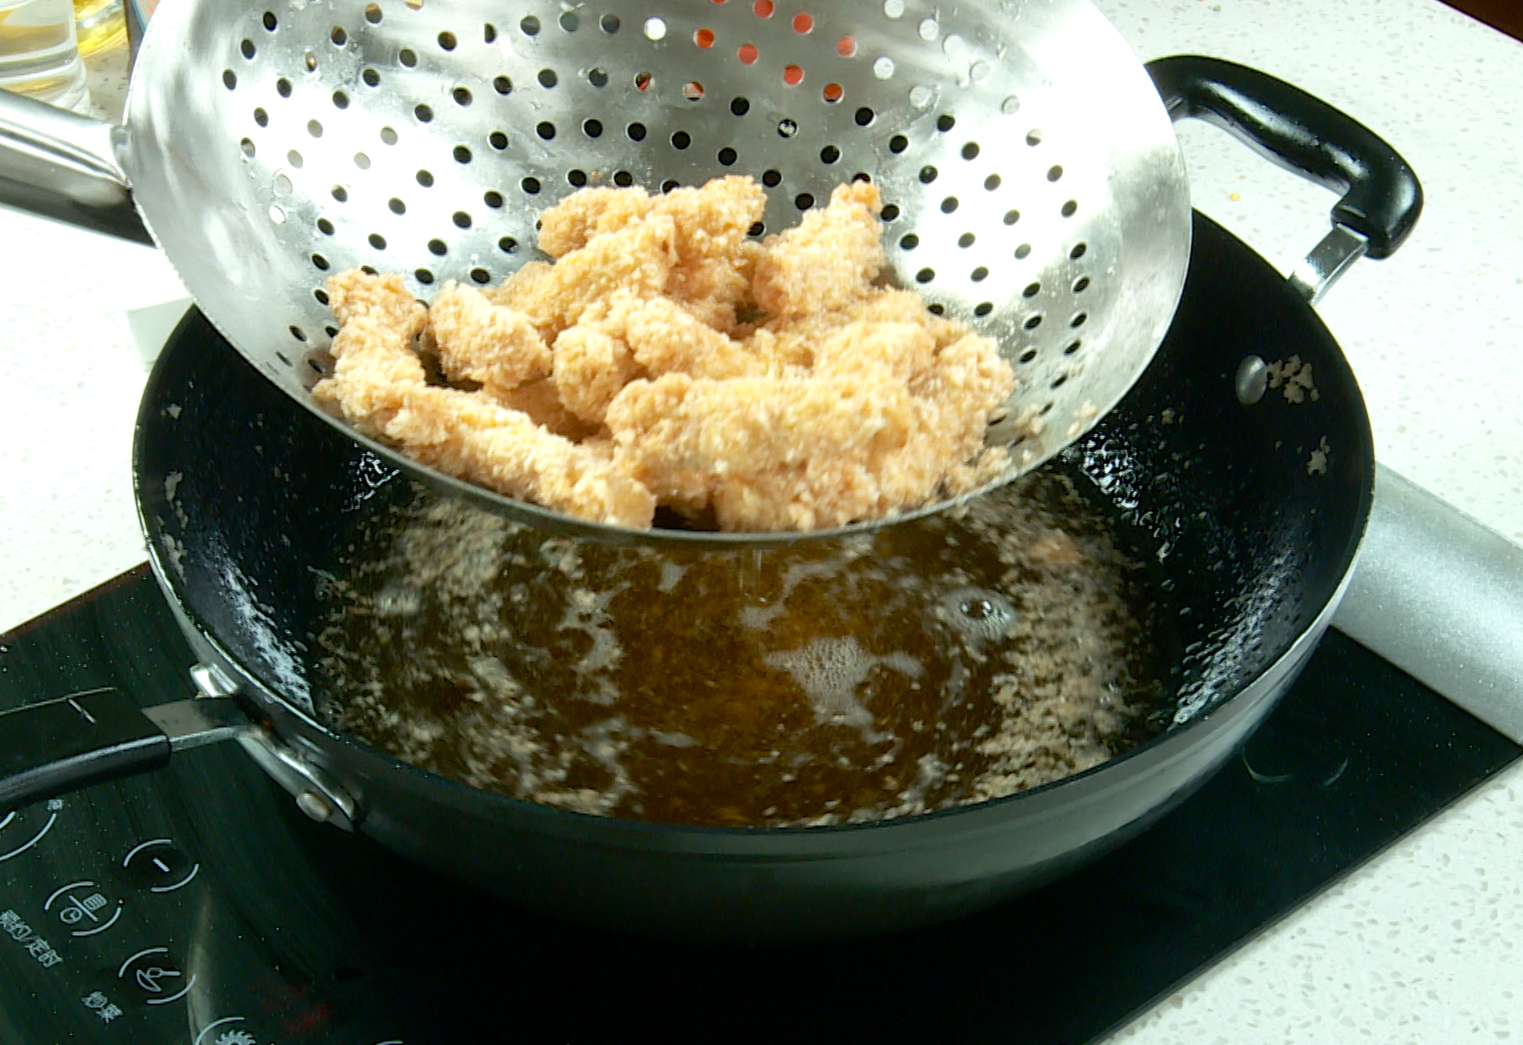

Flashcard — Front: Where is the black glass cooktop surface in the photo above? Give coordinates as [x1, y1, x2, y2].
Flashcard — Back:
[1, 567, 1517, 1045]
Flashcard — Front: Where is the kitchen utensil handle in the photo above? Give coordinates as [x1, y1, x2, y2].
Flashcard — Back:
[0, 90, 151, 244]
[0, 689, 246, 811]
[1147, 55, 1422, 260]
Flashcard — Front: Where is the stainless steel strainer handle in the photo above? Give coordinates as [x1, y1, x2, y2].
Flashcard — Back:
[0, 91, 149, 244]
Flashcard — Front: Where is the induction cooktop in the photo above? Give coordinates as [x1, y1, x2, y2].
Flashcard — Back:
[0, 566, 1516, 1044]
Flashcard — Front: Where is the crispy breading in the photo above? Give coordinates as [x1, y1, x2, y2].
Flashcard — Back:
[316, 176, 1015, 532]
[428, 282, 551, 395]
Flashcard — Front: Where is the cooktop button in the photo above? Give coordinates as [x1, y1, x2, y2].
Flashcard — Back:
[118, 946, 198, 1005]
[122, 838, 201, 892]
[0, 798, 64, 863]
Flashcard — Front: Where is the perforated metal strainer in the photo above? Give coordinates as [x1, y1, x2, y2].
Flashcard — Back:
[0, 0, 1191, 543]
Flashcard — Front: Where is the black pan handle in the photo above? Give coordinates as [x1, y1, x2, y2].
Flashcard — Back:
[1147, 55, 1423, 260]
[0, 688, 250, 811]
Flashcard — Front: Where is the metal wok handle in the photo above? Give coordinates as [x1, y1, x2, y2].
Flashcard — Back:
[0, 89, 151, 244]
[1147, 55, 1424, 303]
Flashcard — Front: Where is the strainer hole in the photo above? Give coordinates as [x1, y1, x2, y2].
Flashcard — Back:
[957, 232, 974, 248]
[489, 130, 509, 149]
[313, 288, 329, 305]
[520, 178, 541, 195]
[1015, 243, 1032, 259]
[1003, 210, 1020, 226]
[684, 81, 705, 100]
[747, 221, 765, 236]
[273, 172, 292, 195]
[783, 65, 804, 86]
[323, 324, 339, 337]
[961, 142, 980, 160]
[672, 130, 691, 149]
[718, 147, 737, 165]
[415, 104, 433, 123]
[537, 122, 556, 141]
[470, 267, 491, 284]
[388, 197, 406, 214]
[380, 126, 398, 145]
[1023, 281, 1040, 298]
[415, 268, 434, 284]
[494, 76, 513, 95]
[820, 145, 840, 164]
[1073, 276, 1090, 293]
[567, 170, 587, 188]
[889, 134, 908, 154]
[971, 267, 988, 282]
[880, 203, 899, 221]
[753, 0, 774, 17]
[416, 169, 434, 187]
[915, 268, 935, 283]
[520, 15, 540, 36]
[1023, 314, 1043, 330]
[883, 0, 903, 16]
[940, 196, 958, 213]
[330, 185, 347, 202]
[794, 193, 815, 210]
[936, 114, 956, 133]
[1061, 200, 1078, 217]
[453, 210, 473, 228]
[792, 12, 813, 33]
[1064, 339, 1082, 355]
[276, 77, 292, 98]
[927, 303, 945, 316]
[919, 17, 939, 41]
[268, 204, 286, 224]
[587, 68, 608, 88]
[854, 106, 874, 126]
[289, 325, 308, 341]
[1070, 242, 1087, 259]
[364, 3, 381, 24]
[762, 169, 782, 187]
[823, 83, 843, 103]
[240, 39, 256, 59]
[1018, 349, 1038, 364]
[261, 11, 276, 31]
[838, 36, 857, 57]
[778, 119, 798, 138]
[332, 90, 349, 109]
[580, 119, 602, 138]
[354, 151, 371, 169]
[974, 301, 993, 316]
[303, 50, 317, 72]
[661, 180, 680, 194]
[309, 358, 325, 374]
[498, 237, 518, 253]
[535, 69, 558, 90]
[600, 13, 619, 33]
[918, 165, 938, 184]
[483, 23, 496, 43]
[628, 122, 647, 142]
[910, 86, 934, 108]
[316, 217, 334, 235]
[559, 11, 579, 32]
[276, 351, 291, 366]
[1047, 165, 1064, 182]
[312, 253, 330, 270]
[899, 233, 918, 250]
[453, 87, 472, 106]
[643, 16, 666, 40]
[428, 239, 447, 255]
[399, 48, 417, 67]
[362, 67, 380, 87]
[1026, 129, 1043, 146]
[738, 44, 759, 65]
[368, 233, 387, 250]
[437, 30, 457, 50]
[731, 96, 750, 115]
[873, 56, 894, 79]
[695, 28, 715, 48]
[307, 119, 324, 137]
[222, 70, 236, 90]
[253, 107, 268, 127]
[1051, 374, 1068, 389]
[1070, 312, 1088, 327]
[614, 170, 634, 187]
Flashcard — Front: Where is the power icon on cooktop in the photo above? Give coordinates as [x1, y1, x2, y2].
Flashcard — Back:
[121, 839, 201, 893]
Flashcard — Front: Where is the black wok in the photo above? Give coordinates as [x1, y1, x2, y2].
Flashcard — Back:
[0, 58, 1419, 941]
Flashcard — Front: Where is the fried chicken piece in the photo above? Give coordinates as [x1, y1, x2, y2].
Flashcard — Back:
[487, 261, 553, 309]
[493, 376, 600, 442]
[505, 215, 678, 337]
[613, 295, 772, 380]
[428, 282, 551, 395]
[752, 181, 884, 317]
[551, 324, 641, 426]
[314, 272, 654, 527]
[536, 187, 658, 258]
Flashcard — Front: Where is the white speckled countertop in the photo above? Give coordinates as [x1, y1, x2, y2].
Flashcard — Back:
[1, 0, 1521, 1039]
